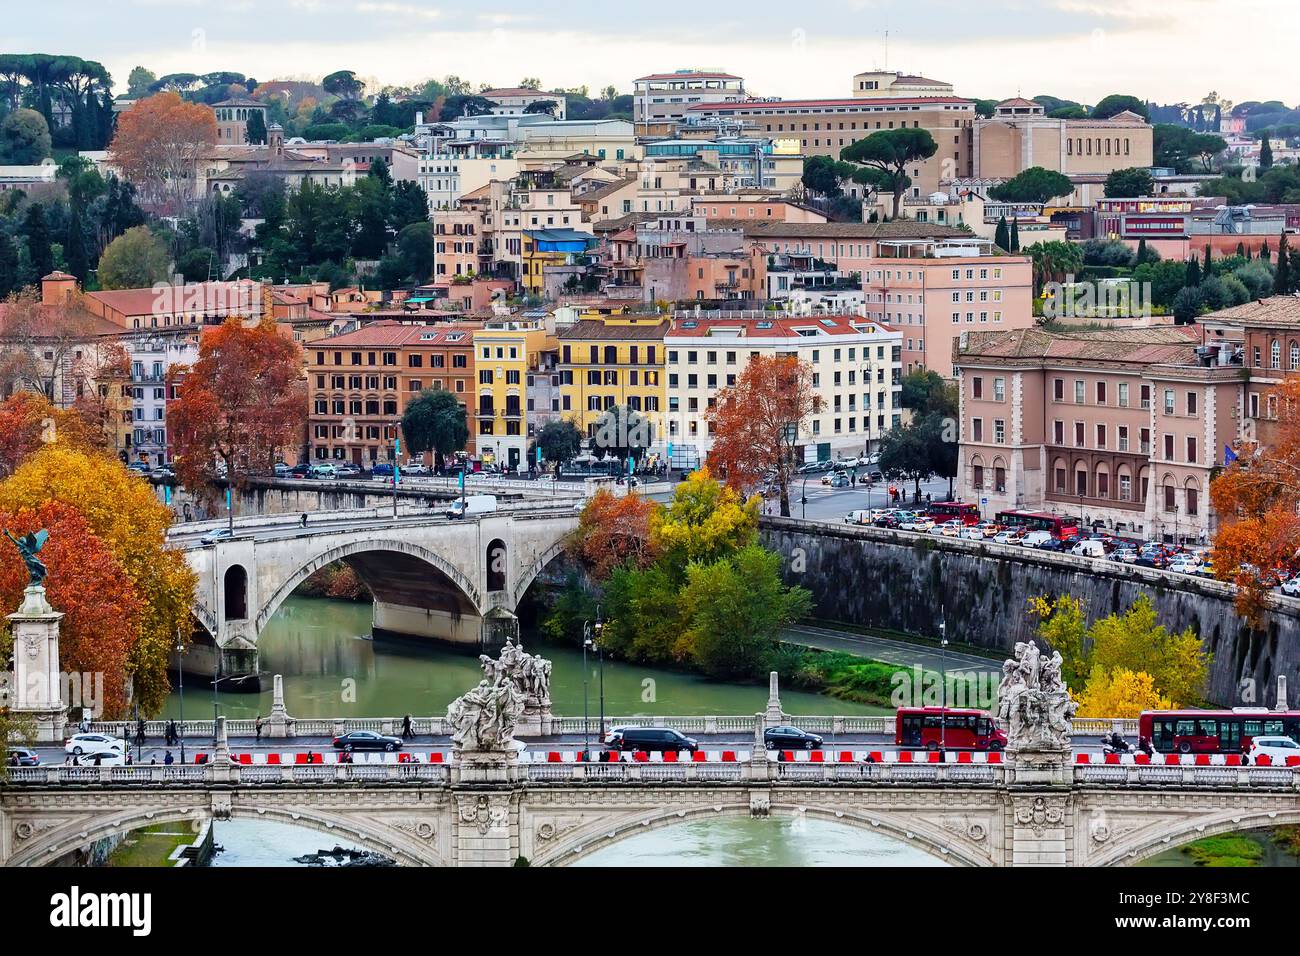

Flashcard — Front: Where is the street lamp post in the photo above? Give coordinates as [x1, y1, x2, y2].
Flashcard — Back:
[175, 635, 186, 765]
[594, 608, 605, 740]
[582, 621, 591, 759]
[938, 625, 950, 750]
[392, 428, 402, 518]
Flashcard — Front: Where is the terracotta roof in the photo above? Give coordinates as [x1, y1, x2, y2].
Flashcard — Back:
[666, 314, 893, 338]
[996, 97, 1042, 109]
[317, 320, 477, 347]
[482, 87, 551, 98]
[688, 96, 973, 112]
[1199, 295, 1300, 328]
[635, 72, 742, 82]
[88, 281, 262, 318]
[557, 319, 670, 341]
[744, 221, 969, 240]
[955, 326, 1203, 365]
[577, 177, 637, 204]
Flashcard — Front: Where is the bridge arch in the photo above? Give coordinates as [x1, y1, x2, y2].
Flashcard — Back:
[254, 537, 483, 634]
[6, 801, 448, 868]
[530, 799, 988, 868]
[511, 536, 572, 608]
[224, 565, 248, 621]
[1089, 806, 1300, 867]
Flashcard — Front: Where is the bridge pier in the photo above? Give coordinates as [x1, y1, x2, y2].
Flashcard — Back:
[371, 601, 484, 648]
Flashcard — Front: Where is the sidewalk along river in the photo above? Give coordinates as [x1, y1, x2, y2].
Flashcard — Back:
[160, 595, 891, 720]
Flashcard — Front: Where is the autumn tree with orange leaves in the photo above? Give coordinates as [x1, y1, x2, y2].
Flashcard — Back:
[0, 501, 142, 717]
[705, 354, 823, 517]
[1210, 377, 1300, 620]
[569, 486, 659, 582]
[108, 90, 217, 211]
[168, 317, 306, 510]
[0, 391, 109, 479]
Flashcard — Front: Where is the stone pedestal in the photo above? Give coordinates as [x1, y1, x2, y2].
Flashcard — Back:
[516, 702, 553, 737]
[1006, 748, 1072, 787]
[1277, 674, 1289, 712]
[6, 586, 67, 743]
[450, 748, 523, 786]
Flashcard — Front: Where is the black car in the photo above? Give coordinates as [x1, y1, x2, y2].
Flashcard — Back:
[873, 514, 902, 529]
[605, 727, 698, 753]
[289, 463, 312, 478]
[6, 747, 39, 767]
[763, 725, 823, 751]
[332, 731, 403, 752]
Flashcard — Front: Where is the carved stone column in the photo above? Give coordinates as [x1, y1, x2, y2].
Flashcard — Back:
[6, 586, 67, 743]
[267, 674, 290, 738]
[763, 670, 784, 727]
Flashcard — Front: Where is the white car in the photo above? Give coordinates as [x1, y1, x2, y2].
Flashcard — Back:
[934, 520, 965, 537]
[65, 733, 125, 757]
[993, 530, 1025, 545]
[199, 528, 232, 546]
[1281, 577, 1300, 597]
[1168, 555, 1202, 574]
[900, 516, 935, 533]
[1248, 736, 1300, 764]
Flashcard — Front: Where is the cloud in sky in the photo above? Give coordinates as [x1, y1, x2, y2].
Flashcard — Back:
[7, 0, 1295, 105]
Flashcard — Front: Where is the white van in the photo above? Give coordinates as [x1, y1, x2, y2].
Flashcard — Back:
[1070, 539, 1107, 558]
[445, 494, 497, 519]
[843, 510, 872, 525]
[1021, 530, 1055, 548]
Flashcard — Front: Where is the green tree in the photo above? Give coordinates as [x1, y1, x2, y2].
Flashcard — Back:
[62, 206, 89, 282]
[1009, 218, 1020, 252]
[988, 166, 1072, 204]
[535, 419, 582, 471]
[97, 225, 172, 289]
[993, 215, 1009, 251]
[0, 232, 19, 297]
[1259, 137, 1273, 169]
[1276, 232, 1292, 294]
[22, 202, 53, 281]
[679, 546, 812, 680]
[246, 110, 267, 145]
[401, 389, 468, 465]
[1024, 239, 1083, 292]
[126, 66, 156, 98]
[839, 127, 937, 218]
[1090, 94, 1149, 121]
[395, 221, 433, 281]
[1103, 166, 1153, 198]
[0, 108, 52, 164]
[1172, 285, 1202, 324]
[388, 180, 429, 231]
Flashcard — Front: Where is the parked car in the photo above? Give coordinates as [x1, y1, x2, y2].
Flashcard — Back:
[992, 530, 1025, 546]
[1195, 560, 1217, 579]
[1168, 554, 1202, 574]
[605, 727, 699, 754]
[273, 462, 291, 477]
[873, 513, 902, 529]
[6, 747, 39, 767]
[1247, 736, 1300, 764]
[1135, 552, 1169, 570]
[289, 463, 312, 478]
[1112, 547, 1139, 564]
[933, 519, 965, 537]
[64, 733, 124, 757]
[332, 730, 403, 752]
[1021, 530, 1055, 548]
[1070, 539, 1107, 558]
[763, 725, 823, 751]
[371, 463, 394, 478]
[899, 516, 936, 533]
[334, 464, 361, 478]
[309, 463, 337, 480]
[127, 462, 151, 475]
[1035, 537, 1068, 552]
[154, 465, 176, 480]
[199, 528, 232, 545]
[404, 462, 429, 475]
[1281, 576, 1300, 597]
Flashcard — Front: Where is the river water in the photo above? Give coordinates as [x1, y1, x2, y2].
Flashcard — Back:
[175, 595, 919, 866]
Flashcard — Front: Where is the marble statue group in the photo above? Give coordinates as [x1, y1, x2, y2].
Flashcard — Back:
[997, 640, 1076, 752]
[446, 637, 553, 752]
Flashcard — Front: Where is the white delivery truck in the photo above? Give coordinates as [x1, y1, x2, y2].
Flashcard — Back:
[445, 494, 498, 519]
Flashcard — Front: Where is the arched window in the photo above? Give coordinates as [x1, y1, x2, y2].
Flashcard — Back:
[1289, 340, 1299, 371]
[486, 539, 507, 593]
[224, 565, 248, 621]
[1271, 339, 1281, 370]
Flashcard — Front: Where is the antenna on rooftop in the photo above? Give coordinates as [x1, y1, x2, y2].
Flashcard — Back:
[884, 30, 888, 71]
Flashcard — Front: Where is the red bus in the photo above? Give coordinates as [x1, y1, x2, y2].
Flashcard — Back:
[994, 510, 1079, 540]
[1139, 709, 1300, 754]
[895, 707, 1007, 751]
[926, 501, 980, 525]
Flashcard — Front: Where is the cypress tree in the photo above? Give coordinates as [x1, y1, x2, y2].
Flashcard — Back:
[64, 207, 89, 283]
[1010, 218, 1020, 252]
[994, 215, 1009, 251]
[1186, 256, 1201, 288]
[0, 232, 18, 298]
[1261, 240, 1271, 262]
[23, 203, 53, 281]
[1274, 232, 1290, 294]
[1245, 245, 1252, 261]
[1236, 242, 1245, 258]
[1136, 237, 1148, 264]
[1203, 243, 1211, 276]
[1260, 137, 1273, 170]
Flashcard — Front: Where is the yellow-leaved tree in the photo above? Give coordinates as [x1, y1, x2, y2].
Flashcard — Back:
[1075, 668, 1174, 718]
[650, 467, 761, 572]
[0, 446, 197, 714]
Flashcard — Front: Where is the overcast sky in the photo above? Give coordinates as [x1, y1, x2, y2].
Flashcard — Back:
[8, 0, 1295, 107]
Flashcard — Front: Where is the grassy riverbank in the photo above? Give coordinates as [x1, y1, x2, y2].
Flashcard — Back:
[105, 824, 192, 867]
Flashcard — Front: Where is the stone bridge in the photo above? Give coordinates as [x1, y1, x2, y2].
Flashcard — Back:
[175, 503, 578, 676]
[6, 755, 1300, 867]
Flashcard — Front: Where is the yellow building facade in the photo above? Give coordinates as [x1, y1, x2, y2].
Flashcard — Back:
[556, 314, 669, 447]
[474, 319, 557, 469]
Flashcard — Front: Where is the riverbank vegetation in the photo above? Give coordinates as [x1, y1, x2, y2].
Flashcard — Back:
[297, 561, 370, 601]
[1030, 594, 1210, 717]
[544, 471, 812, 683]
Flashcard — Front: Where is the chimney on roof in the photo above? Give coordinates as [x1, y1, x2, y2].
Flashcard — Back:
[41, 271, 77, 306]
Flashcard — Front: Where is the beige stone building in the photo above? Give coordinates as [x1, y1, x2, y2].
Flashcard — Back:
[974, 98, 1153, 180]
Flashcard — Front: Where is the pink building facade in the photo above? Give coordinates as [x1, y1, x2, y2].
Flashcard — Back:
[861, 240, 1035, 378]
[953, 325, 1243, 546]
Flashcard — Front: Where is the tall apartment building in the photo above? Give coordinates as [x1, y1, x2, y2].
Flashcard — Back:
[633, 70, 747, 137]
[664, 313, 902, 463]
[472, 317, 557, 470]
[306, 321, 476, 465]
[555, 314, 669, 445]
[953, 326, 1243, 545]
[860, 237, 1035, 377]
